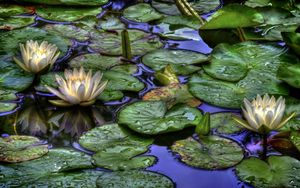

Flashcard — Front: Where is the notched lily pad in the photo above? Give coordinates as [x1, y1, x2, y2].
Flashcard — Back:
[0, 5, 33, 17]
[118, 101, 203, 135]
[123, 3, 163, 23]
[43, 24, 90, 41]
[96, 170, 174, 188]
[236, 156, 300, 188]
[0, 16, 35, 31]
[171, 136, 244, 169]
[16, 0, 108, 6]
[142, 49, 208, 75]
[0, 135, 48, 163]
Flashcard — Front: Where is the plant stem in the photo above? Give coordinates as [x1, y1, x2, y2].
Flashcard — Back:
[261, 133, 268, 160]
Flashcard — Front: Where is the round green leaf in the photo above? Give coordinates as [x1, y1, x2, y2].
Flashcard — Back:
[123, 3, 163, 23]
[236, 156, 300, 188]
[0, 16, 35, 31]
[290, 131, 300, 152]
[69, 54, 124, 71]
[142, 49, 208, 75]
[96, 170, 174, 188]
[0, 102, 17, 113]
[43, 24, 90, 41]
[0, 5, 33, 17]
[0, 135, 48, 163]
[0, 27, 70, 55]
[200, 4, 264, 30]
[152, 0, 181, 16]
[118, 101, 203, 135]
[110, 64, 138, 75]
[156, 23, 201, 41]
[98, 14, 125, 30]
[16, 0, 108, 6]
[90, 29, 163, 56]
[159, 15, 202, 30]
[0, 90, 18, 101]
[36, 7, 102, 22]
[171, 136, 244, 169]
[282, 31, 300, 55]
[278, 62, 300, 89]
[210, 113, 244, 134]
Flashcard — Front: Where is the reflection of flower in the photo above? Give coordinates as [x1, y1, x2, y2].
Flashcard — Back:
[233, 94, 295, 133]
[46, 67, 108, 107]
[13, 40, 60, 74]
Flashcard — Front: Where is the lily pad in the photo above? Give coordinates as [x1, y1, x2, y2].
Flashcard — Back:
[0, 90, 18, 101]
[210, 113, 244, 134]
[171, 136, 244, 169]
[79, 124, 154, 170]
[0, 102, 17, 113]
[0, 148, 94, 187]
[123, 3, 163, 23]
[110, 64, 138, 74]
[0, 27, 70, 55]
[0, 135, 48, 163]
[97, 90, 124, 101]
[143, 83, 201, 108]
[16, 0, 108, 5]
[156, 23, 201, 41]
[90, 29, 163, 56]
[118, 101, 203, 135]
[282, 31, 300, 55]
[43, 24, 90, 41]
[0, 5, 33, 17]
[98, 14, 125, 30]
[0, 16, 35, 30]
[200, 4, 264, 29]
[159, 15, 202, 30]
[36, 7, 102, 22]
[236, 156, 300, 188]
[277, 62, 300, 89]
[69, 54, 124, 71]
[0, 55, 34, 91]
[189, 42, 291, 108]
[96, 170, 174, 188]
[152, 0, 181, 16]
[142, 49, 208, 75]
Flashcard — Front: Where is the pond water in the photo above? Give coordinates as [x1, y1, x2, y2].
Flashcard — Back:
[0, 0, 300, 188]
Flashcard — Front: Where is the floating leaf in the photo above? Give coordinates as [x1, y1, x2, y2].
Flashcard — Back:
[123, 3, 163, 23]
[171, 136, 244, 169]
[16, 0, 108, 6]
[142, 49, 208, 75]
[90, 29, 163, 56]
[236, 156, 300, 188]
[110, 64, 138, 75]
[0, 102, 17, 113]
[96, 170, 174, 188]
[98, 14, 125, 30]
[43, 24, 90, 41]
[282, 31, 300, 55]
[210, 113, 244, 134]
[79, 124, 154, 170]
[36, 7, 102, 22]
[0, 135, 48, 163]
[143, 83, 201, 108]
[118, 101, 203, 135]
[0, 148, 93, 187]
[152, 0, 181, 16]
[277, 62, 300, 89]
[290, 130, 300, 152]
[0, 27, 70, 55]
[159, 15, 202, 30]
[0, 16, 35, 30]
[200, 4, 264, 29]
[0, 5, 33, 17]
[156, 23, 201, 40]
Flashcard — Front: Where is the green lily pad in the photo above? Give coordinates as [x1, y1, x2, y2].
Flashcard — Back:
[43, 24, 90, 41]
[0, 135, 48, 163]
[0, 27, 70, 55]
[69, 54, 124, 71]
[0, 55, 34, 91]
[210, 113, 244, 134]
[98, 14, 125, 30]
[0, 16, 35, 30]
[110, 64, 138, 75]
[0, 5, 33, 17]
[79, 124, 154, 170]
[142, 49, 208, 75]
[189, 0, 221, 14]
[277, 62, 300, 89]
[236, 156, 300, 188]
[0, 102, 17, 113]
[159, 15, 202, 30]
[0, 90, 18, 101]
[290, 131, 300, 152]
[200, 4, 264, 29]
[142, 83, 201, 108]
[16, 0, 108, 5]
[0, 148, 94, 187]
[36, 7, 102, 22]
[97, 90, 124, 101]
[118, 101, 203, 135]
[96, 170, 174, 188]
[171, 136, 244, 169]
[152, 0, 181, 16]
[282, 31, 300, 55]
[245, 0, 298, 11]
[156, 23, 201, 40]
[90, 29, 163, 56]
[123, 3, 163, 23]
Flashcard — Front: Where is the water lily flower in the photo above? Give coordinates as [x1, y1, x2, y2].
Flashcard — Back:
[233, 94, 295, 133]
[46, 67, 108, 107]
[13, 40, 60, 74]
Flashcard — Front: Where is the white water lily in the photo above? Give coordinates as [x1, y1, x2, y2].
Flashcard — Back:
[46, 67, 108, 107]
[13, 40, 60, 74]
[233, 94, 295, 133]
